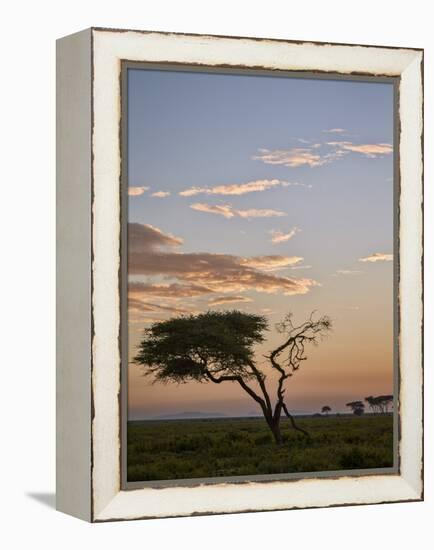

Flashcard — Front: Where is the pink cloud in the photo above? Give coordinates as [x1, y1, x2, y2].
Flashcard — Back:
[128, 186, 150, 196]
[359, 253, 393, 263]
[190, 203, 286, 219]
[179, 179, 295, 197]
[128, 224, 318, 297]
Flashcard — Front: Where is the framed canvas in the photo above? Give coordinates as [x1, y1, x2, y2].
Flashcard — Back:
[56, 27, 423, 522]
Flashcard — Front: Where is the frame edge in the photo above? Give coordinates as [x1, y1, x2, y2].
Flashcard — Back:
[56, 27, 93, 522]
[90, 29, 424, 521]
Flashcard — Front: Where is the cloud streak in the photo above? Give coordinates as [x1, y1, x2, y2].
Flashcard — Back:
[241, 255, 303, 271]
[326, 141, 393, 158]
[290, 264, 312, 270]
[151, 191, 171, 198]
[190, 203, 286, 219]
[253, 147, 327, 168]
[128, 186, 150, 196]
[128, 282, 214, 298]
[359, 253, 393, 263]
[129, 316, 164, 324]
[128, 297, 188, 315]
[270, 227, 300, 244]
[208, 296, 253, 306]
[253, 140, 393, 169]
[334, 269, 362, 276]
[179, 179, 297, 197]
[128, 223, 183, 251]
[323, 128, 346, 134]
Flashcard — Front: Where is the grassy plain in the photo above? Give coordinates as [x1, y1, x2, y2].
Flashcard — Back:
[127, 414, 394, 482]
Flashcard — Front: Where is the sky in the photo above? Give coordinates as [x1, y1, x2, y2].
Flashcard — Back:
[126, 67, 395, 419]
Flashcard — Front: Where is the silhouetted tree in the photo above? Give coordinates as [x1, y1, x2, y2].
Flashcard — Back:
[365, 395, 393, 414]
[365, 396, 377, 413]
[346, 401, 365, 416]
[321, 405, 331, 416]
[377, 395, 393, 413]
[134, 310, 332, 444]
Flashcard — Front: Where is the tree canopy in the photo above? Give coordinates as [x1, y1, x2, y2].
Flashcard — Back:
[134, 310, 268, 384]
[346, 401, 365, 416]
[365, 395, 393, 414]
[134, 309, 332, 443]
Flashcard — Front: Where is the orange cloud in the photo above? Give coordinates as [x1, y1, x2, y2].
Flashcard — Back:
[189, 204, 235, 218]
[128, 186, 149, 196]
[179, 179, 295, 197]
[327, 141, 393, 157]
[270, 227, 300, 244]
[151, 191, 171, 198]
[129, 316, 163, 324]
[359, 253, 393, 263]
[128, 224, 318, 297]
[128, 223, 183, 251]
[208, 296, 253, 306]
[253, 140, 393, 169]
[241, 255, 303, 271]
[128, 297, 188, 315]
[190, 203, 286, 219]
[253, 147, 326, 168]
[128, 282, 214, 298]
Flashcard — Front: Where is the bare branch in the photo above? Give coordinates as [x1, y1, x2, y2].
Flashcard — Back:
[247, 361, 273, 415]
[269, 312, 332, 375]
[282, 402, 310, 437]
[204, 369, 271, 420]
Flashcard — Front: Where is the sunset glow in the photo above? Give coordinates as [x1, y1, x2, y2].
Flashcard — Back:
[126, 68, 394, 420]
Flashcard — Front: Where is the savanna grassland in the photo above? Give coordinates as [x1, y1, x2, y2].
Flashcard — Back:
[127, 414, 394, 482]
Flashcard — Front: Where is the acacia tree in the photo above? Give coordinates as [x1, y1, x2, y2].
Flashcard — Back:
[364, 396, 377, 413]
[378, 395, 393, 413]
[321, 405, 331, 416]
[134, 310, 331, 445]
[346, 401, 365, 416]
[365, 395, 393, 414]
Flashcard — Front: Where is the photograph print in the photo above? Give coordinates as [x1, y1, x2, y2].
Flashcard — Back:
[124, 65, 396, 484]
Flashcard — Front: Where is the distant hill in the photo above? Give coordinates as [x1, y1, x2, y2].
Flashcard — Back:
[155, 411, 228, 420]
[152, 409, 313, 420]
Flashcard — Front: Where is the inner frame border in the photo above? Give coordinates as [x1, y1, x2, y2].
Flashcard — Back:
[119, 61, 401, 491]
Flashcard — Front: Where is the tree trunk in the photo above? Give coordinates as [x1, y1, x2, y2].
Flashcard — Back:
[268, 418, 283, 444]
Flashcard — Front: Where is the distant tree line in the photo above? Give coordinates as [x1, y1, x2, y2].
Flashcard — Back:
[320, 395, 393, 417]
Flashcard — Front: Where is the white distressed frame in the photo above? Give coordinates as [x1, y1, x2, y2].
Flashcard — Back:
[57, 28, 423, 522]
